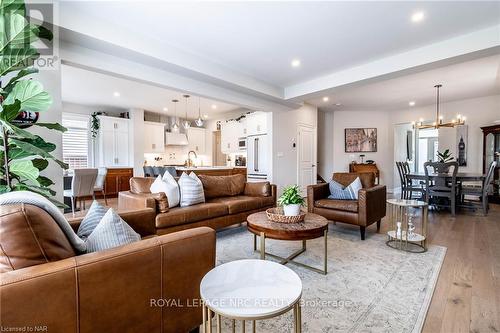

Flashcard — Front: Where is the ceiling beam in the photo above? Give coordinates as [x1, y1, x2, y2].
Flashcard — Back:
[284, 25, 500, 100]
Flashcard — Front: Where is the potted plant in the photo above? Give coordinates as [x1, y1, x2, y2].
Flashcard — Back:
[436, 149, 454, 173]
[437, 149, 454, 163]
[278, 185, 305, 216]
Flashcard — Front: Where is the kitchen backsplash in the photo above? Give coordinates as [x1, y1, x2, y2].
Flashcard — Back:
[144, 146, 209, 167]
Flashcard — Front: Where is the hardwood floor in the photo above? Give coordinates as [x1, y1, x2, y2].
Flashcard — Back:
[67, 198, 500, 332]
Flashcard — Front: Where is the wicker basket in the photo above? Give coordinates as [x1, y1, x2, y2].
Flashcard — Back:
[266, 207, 306, 223]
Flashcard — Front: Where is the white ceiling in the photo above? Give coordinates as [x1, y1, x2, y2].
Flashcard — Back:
[61, 65, 239, 117]
[60, 1, 500, 88]
[307, 54, 500, 111]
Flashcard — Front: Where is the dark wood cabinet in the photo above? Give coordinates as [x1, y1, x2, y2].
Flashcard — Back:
[105, 168, 134, 196]
[481, 125, 500, 203]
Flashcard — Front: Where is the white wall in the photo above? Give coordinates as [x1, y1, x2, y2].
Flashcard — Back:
[331, 110, 392, 187]
[272, 103, 318, 193]
[318, 109, 334, 180]
[318, 94, 500, 191]
[36, 67, 64, 202]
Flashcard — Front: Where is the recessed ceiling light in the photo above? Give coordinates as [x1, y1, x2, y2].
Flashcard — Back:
[335, 103, 342, 106]
[291, 59, 301, 68]
[322, 97, 329, 102]
[409, 101, 416, 106]
[411, 11, 425, 23]
[211, 104, 217, 109]
[163, 107, 168, 112]
[203, 114, 209, 119]
[113, 92, 120, 97]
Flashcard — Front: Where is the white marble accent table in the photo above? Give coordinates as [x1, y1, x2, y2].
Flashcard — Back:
[386, 199, 429, 253]
[200, 259, 303, 333]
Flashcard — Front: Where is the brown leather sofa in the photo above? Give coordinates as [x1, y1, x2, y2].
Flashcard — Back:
[118, 174, 277, 235]
[307, 172, 386, 240]
[0, 203, 215, 333]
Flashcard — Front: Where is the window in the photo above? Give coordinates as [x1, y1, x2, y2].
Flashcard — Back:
[62, 113, 90, 169]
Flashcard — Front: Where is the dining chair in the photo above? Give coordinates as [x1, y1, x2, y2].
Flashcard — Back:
[143, 166, 154, 177]
[63, 168, 98, 217]
[396, 161, 425, 200]
[165, 166, 177, 178]
[423, 161, 459, 216]
[93, 167, 108, 205]
[460, 161, 497, 215]
[152, 166, 162, 177]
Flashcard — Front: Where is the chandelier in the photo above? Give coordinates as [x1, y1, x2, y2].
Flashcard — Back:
[413, 84, 465, 130]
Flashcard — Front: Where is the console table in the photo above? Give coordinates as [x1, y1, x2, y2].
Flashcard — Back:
[349, 163, 380, 184]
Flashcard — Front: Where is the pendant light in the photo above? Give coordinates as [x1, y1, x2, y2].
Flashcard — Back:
[183, 94, 191, 129]
[171, 99, 179, 132]
[413, 84, 465, 129]
[195, 96, 204, 127]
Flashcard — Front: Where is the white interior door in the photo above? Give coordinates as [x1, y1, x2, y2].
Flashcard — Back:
[297, 124, 317, 194]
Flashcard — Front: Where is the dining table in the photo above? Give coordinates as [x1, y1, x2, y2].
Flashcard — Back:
[406, 172, 485, 182]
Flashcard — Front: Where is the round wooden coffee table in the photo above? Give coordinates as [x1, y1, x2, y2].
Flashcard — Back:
[247, 211, 329, 275]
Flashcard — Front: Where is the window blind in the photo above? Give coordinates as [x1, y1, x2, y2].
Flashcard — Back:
[62, 113, 90, 169]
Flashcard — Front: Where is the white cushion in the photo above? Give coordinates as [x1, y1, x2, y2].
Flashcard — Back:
[77, 200, 108, 239]
[328, 177, 362, 200]
[178, 172, 205, 207]
[149, 174, 180, 208]
[85, 208, 140, 253]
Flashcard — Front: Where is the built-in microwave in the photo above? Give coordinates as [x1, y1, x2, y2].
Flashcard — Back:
[238, 137, 247, 150]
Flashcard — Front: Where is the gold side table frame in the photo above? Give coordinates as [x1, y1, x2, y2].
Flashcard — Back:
[202, 298, 302, 333]
[386, 199, 428, 253]
[253, 230, 328, 275]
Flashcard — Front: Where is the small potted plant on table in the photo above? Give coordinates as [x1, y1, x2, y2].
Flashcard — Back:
[278, 185, 305, 216]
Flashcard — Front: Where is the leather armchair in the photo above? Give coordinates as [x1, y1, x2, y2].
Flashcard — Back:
[0, 204, 216, 333]
[307, 172, 386, 240]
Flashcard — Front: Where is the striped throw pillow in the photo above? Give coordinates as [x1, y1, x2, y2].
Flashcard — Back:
[85, 208, 140, 253]
[328, 177, 362, 200]
[179, 172, 205, 207]
[77, 200, 108, 239]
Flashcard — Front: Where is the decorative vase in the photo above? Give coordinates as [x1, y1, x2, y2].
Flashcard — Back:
[283, 204, 301, 216]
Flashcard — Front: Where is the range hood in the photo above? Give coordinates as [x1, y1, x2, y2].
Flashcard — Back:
[144, 111, 189, 146]
[165, 132, 188, 146]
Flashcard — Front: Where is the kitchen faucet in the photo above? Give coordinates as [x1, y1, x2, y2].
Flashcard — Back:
[187, 150, 198, 167]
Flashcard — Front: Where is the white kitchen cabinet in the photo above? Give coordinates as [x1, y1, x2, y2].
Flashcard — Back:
[98, 116, 130, 167]
[246, 111, 268, 136]
[221, 120, 242, 154]
[144, 121, 165, 153]
[187, 127, 206, 154]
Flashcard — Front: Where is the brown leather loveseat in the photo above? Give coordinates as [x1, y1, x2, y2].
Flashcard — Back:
[0, 203, 215, 333]
[307, 172, 386, 240]
[118, 174, 277, 235]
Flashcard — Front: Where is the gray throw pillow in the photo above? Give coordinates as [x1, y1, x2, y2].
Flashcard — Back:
[85, 208, 140, 253]
[77, 200, 108, 239]
[178, 172, 205, 207]
[328, 177, 362, 200]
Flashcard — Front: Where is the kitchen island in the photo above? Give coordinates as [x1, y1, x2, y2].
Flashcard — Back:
[174, 166, 246, 177]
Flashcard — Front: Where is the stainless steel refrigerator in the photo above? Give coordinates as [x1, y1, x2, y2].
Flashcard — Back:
[246, 134, 268, 182]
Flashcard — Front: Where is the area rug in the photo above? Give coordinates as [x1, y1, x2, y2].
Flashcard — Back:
[213, 225, 446, 333]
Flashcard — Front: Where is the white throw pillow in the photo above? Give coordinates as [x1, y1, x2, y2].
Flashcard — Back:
[85, 208, 140, 253]
[178, 172, 205, 207]
[77, 200, 108, 239]
[149, 175, 180, 208]
[328, 177, 362, 200]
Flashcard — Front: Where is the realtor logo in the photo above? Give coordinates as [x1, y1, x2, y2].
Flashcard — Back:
[2, 1, 59, 70]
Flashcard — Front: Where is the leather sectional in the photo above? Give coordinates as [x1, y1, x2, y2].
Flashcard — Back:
[118, 174, 277, 235]
[0, 204, 215, 332]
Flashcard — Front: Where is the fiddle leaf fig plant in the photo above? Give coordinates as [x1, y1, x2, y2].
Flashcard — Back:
[278, 185, 305, 206]
[0, 0, 68, 206]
